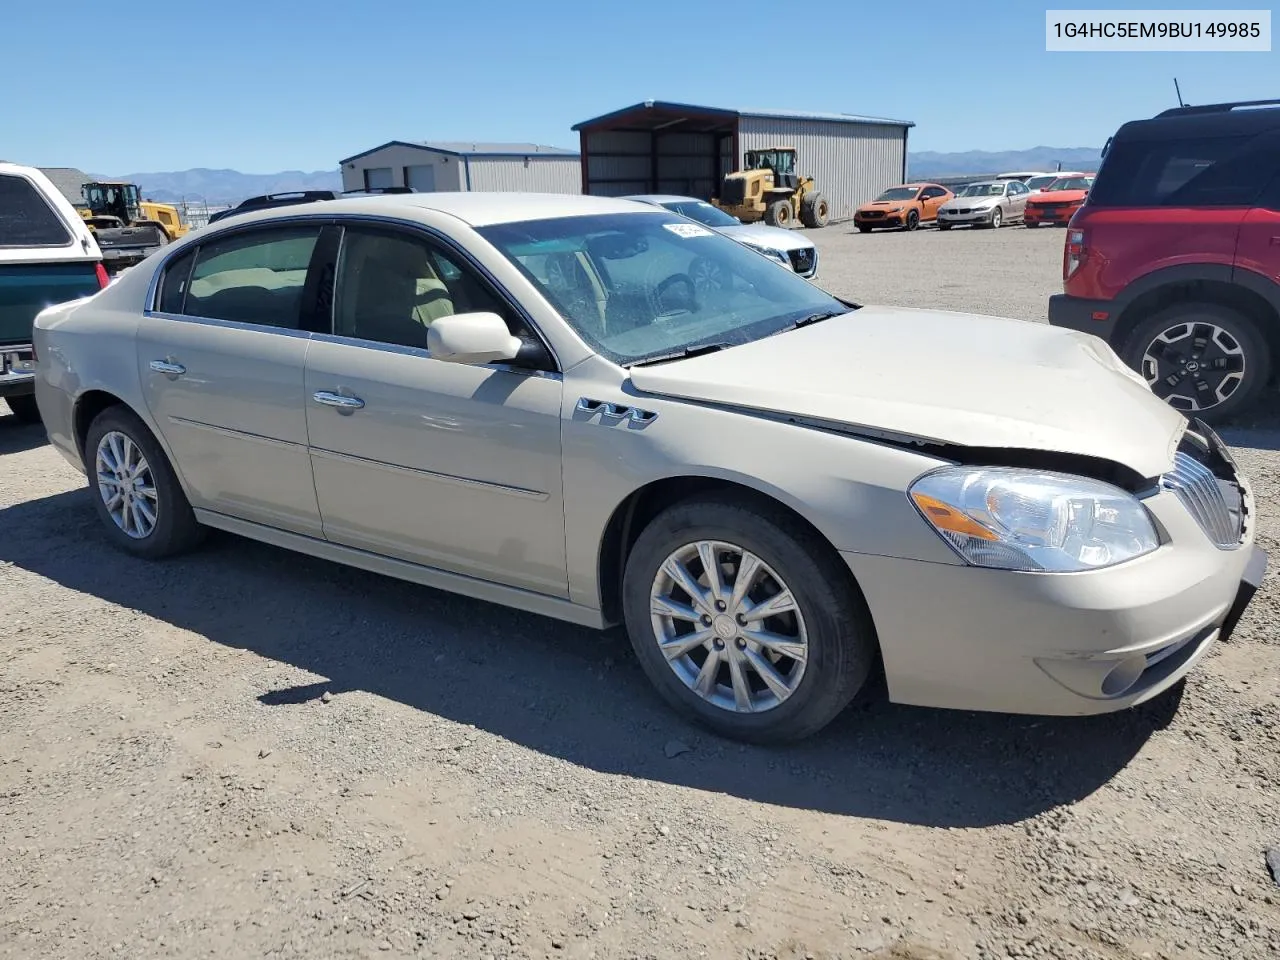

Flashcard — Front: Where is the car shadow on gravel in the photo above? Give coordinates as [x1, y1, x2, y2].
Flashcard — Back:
[0, 488, 1182, 829]
[0, 416, 47, 454]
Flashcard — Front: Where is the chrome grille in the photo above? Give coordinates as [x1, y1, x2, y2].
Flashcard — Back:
[1162, 450, 1243, 548]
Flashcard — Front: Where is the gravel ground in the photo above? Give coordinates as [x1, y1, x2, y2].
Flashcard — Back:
[3, 222, 1279, 960]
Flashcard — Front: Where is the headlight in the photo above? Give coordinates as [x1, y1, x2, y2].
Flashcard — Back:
[888, 206, 902, 213]
[743, 242, 789, 265]
[908, 466, 1159, 572]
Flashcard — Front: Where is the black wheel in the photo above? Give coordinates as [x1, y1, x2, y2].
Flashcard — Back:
[800, 193, 830, 228]
[621, 494, 877, 744]
[83, 404, 206, 559]
[904, 209, 920, 231]
[1120, 302, 1271, 423]
[5, 394, 41, 424]
[763, 200, 793, 228]
[857, 225, 872, 234]
[937, 222, 951, 231]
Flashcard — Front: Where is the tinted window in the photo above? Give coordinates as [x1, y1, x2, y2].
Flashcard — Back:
[1088, 135, 1271, 208]
[333, 227, 524, 351]
[0, 174, 73, 248]
[921, 187, 947, 199]
[183, 226, 321, 328]
[156, 248, 196, 313]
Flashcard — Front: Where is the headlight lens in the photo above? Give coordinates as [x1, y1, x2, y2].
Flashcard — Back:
[908, 466, 1159, 572]
[743, 242, 789, 265]
[888, 206, 902, 213]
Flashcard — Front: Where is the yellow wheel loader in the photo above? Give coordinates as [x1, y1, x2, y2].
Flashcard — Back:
[78, 181, 190, 272]
[712, 147, 830, 229]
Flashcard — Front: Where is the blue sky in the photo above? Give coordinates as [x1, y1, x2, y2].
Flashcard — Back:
[2, 0, 1273, 173]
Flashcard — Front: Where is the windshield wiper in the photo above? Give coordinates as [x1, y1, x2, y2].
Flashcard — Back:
[629, 342, 734, 367]
[769, 309, 847, 336]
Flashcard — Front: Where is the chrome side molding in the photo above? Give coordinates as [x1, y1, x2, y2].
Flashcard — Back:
[576, 397, 658, 424]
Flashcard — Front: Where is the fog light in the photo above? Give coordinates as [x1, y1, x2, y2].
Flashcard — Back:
[1100, 655, 1146, 697]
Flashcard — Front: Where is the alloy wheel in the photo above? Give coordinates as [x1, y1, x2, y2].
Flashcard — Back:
[649, 540, 808, 714]
[95, 430, 159, 539]
[1141, 321, 1245, 412]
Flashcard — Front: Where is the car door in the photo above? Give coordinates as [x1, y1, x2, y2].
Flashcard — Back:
[303, 221, 568, 596]
[919, 186, 947, 220]
[1235, 169, 1280, 294]
[136, 223, 328, 537]
[1004, 181, 1026, 219]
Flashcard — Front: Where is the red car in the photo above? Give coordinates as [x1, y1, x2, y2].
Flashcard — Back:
[1023, 174, 1094, 227]
[1047, 98, 1280, 422]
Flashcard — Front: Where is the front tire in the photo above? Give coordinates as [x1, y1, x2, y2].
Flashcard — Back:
[621, 494, 877, 744]
[5, 394, 41, 424]
[988, 207, 1002, 229]
[763, 200, 793, 228]
[1120, 302, 1271, 423]
[904, 209, 920, 231]
[84, 405, 205, 559]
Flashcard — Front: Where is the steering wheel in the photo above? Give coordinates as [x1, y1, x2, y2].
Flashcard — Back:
[653, 273, 697, 318]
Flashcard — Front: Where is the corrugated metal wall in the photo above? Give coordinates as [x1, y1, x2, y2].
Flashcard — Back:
[737, 118, 908, 222]
[654, 132, 718, 199]
[583, 132, 651, 196]
[465, 157, 581, 193]
[341, 146, 464, 192]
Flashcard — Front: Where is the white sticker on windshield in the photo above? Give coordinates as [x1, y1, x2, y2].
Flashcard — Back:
[662, 222, 713, 239]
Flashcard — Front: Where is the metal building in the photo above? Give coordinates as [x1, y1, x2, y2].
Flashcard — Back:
[572, 101, 914, 223]
[338, 141, 581, 195]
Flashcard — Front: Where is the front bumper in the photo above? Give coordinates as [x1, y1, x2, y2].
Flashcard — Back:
[937, 208, 998, 225]
[1047, 293, 1119, 342]
[1025, 207, 1076, 225]
[855, 214, 901, 228]
[0, 345, 36, 398]
[843, 486, 1267, 716]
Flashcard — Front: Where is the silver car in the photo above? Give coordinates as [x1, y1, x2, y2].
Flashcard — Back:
[936, 180, 1031, 229]
[623, 194, 818, 279]
[32, 193, 1266, 743]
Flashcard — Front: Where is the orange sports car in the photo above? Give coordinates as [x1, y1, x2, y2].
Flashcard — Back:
[1023, 174, 1095, 227]
[854, 182, 954, 232]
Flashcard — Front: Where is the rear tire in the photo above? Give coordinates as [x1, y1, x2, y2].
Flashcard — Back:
[5, 394, 41, 424]
[621, 494, 877, 744]
[800, 193, 830, 228]
[1119, 301, 1271, 423]
[904, 209, 920, 231]
[763, 200, 793, 228]
[83, 405, 206, 559]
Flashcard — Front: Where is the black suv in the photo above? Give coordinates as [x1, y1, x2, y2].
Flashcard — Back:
[1047, 98, 1280, 422]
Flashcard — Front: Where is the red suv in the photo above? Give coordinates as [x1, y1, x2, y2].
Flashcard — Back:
[1047, 98, 1280, 422]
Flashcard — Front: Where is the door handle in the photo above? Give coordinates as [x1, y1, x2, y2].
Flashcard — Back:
[313, 390, 365, 410]
[149, 359, 186, 376]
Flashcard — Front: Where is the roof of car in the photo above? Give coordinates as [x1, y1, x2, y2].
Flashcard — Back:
[205, 192, 657, 229]
[620, 194, 707, 205]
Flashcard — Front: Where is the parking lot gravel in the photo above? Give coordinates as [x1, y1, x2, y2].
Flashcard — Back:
[3, 222, 1279, 960]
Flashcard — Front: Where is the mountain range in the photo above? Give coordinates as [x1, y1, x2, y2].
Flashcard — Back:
[101, 147, 1104, 204]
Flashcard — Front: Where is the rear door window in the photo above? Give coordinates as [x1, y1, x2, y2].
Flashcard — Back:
[181, 226, 322, 328]
[0, 174, 73, 248]
[1088, 134, 1274, 208]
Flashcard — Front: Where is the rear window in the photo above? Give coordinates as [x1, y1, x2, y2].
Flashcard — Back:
[1088, 134, 1271, 208]
[0, 174, 73, 248]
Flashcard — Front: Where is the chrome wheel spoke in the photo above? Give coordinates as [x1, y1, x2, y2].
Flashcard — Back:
[744, 647, 794, 700]
[694, 649, 722, 696]
[697, 541, 726, 601]
[742, 590, 797, 623]
[662, 556, 712, 614]
[651, 595, 700, 623]
[95, 430, 157, 540]
[660, 628, 714, 661]
[743, 627, 808, 662]
[727, 655, 753, 712]
[728, 551, 763, 611]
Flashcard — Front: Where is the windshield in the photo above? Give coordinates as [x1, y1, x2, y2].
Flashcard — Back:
[875, 186, 920, 201]
[1025, 175, 1058, 190]
[1044, 176, 1091, 192]
[956, 183, 1005, 198]
[659, 199, 741, 228]
[477, 212, 850, 366]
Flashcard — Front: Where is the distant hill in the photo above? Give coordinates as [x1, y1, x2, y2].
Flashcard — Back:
[99, 146, 1105, 204]
[97, 168, 343, 204]
[907, 147, 1104, 178]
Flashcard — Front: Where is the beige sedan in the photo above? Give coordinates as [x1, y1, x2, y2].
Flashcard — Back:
[32, 193, 1266, 743]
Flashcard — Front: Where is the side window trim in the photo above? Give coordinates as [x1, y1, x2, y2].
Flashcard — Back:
[323, 216, 561, 373]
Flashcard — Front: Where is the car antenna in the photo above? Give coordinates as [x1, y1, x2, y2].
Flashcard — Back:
[1174, 77, 1186, 107]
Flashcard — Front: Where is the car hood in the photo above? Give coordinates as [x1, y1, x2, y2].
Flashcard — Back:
[626, 305, 1186, 479]
[858, 199, 917, 211]
[942, 195, 999, 207]
[717, 223, 814, 251]
[1028, 189, 1088, 203]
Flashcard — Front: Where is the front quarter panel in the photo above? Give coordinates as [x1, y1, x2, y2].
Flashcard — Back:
[561, 357, 960, 610]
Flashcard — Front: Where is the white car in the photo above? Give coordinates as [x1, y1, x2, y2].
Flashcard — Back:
[622, 195, 818, 279]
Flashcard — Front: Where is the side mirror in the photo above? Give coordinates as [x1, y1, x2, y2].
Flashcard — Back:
[427, 312, 521, 365]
